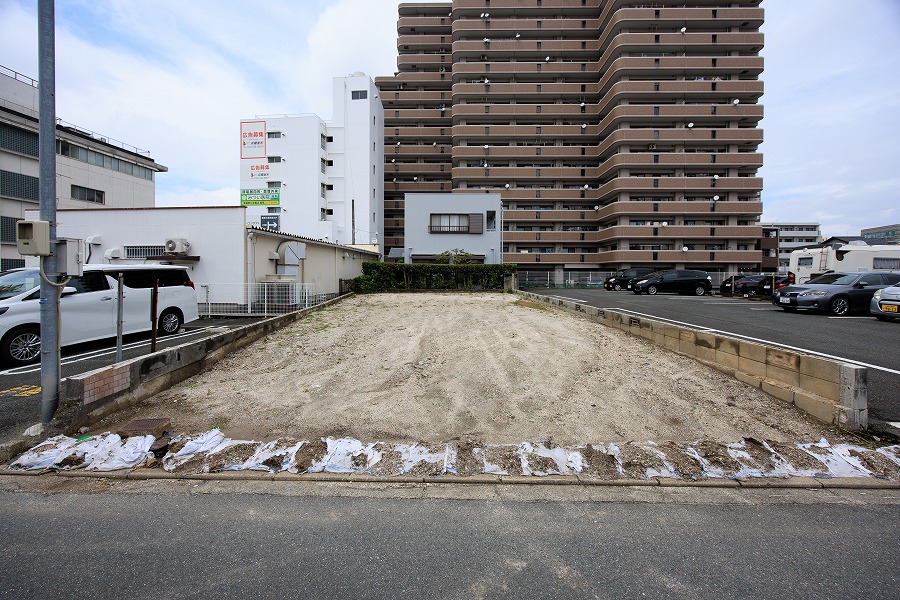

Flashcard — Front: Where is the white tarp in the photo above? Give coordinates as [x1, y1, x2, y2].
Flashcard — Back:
[9, 433, 153, 471]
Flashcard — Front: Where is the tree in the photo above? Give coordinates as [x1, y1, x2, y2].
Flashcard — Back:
[434, 248, 476, 264]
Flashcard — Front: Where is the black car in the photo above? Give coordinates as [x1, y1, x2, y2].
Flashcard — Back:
[753, 274, 793, 297]
[773, 271, 900, 315]
[604, 267, 657, 291]
[632, 269, 713, 296]
[720, 274, 768, 296]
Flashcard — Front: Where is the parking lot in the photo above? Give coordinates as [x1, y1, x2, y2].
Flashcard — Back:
[0, 318, 260, 443]
[532, 287, 900, 432]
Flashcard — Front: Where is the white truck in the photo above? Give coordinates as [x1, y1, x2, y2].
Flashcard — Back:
[789, 243, 900, 283]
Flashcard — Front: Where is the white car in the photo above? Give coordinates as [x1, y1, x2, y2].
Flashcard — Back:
[0, 264, 200, 366]
[871, 283, 900, 322]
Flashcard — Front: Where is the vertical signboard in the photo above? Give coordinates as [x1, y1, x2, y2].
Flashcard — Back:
[241, 120, 266, 159]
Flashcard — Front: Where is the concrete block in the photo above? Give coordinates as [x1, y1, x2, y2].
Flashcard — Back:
[798, 373, 840, 401]
[799, 355, 841, 382]
[761, 380, 795, 404]
[734, 371, 763, 389]
[679, 329, 697, 344]
[694, 331, 717, 350]
[766, 363, 800, 387]
[738, 341, 767, 363]
[695, 344, 716, 363]
[652, 332, 665, 346]
[664, 336, 680, 352]
[840, 364, 868, 431]
[738, 356, 767, 379]
[793, 391, 838, 424]
[678, 338, 697, 357]
[766, 348, 800, 371]
[716, 337, 740, 356]
[715, 349, 741, 371]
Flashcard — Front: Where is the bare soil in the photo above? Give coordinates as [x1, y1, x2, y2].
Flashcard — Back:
[101, 292, 846, 446]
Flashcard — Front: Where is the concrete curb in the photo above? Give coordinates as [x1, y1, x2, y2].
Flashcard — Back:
[5, 469, 897, 490]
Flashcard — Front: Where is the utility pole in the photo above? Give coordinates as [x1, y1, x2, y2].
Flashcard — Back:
[38, 0, 61, 428]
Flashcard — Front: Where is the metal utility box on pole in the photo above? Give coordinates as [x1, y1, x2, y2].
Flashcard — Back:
[38, 0, 61, 428]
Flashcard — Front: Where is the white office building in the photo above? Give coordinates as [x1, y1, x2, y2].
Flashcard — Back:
[240, 73, 383, 252]
[1, 65, 167, 271]
[760, 222, 822, 272]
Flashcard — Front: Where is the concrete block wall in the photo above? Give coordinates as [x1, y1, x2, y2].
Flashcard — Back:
[518, 292, 867, 431]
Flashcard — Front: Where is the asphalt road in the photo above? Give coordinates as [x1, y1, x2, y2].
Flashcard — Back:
[0, 318, 259, 443]
[0, 486, 897, 599]
[530, 288, 900, 429]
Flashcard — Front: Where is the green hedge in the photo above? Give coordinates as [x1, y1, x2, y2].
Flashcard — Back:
[354, 262, 518, 292]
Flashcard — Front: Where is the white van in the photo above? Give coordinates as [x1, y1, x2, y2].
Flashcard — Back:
[0, 264, 200, 366]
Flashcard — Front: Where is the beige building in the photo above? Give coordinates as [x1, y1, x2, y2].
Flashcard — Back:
[376, 0, 765, 280]
[1, 65, 167, 271]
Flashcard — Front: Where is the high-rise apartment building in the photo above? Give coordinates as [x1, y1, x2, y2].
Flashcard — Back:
[376, 1, 764, 280]
[760, 222, 821, 272]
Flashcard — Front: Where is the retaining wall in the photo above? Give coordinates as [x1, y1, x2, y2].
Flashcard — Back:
[518, 291, 867, 431]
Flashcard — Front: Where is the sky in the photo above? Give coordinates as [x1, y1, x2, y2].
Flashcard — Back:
[1, 0, 899, 239]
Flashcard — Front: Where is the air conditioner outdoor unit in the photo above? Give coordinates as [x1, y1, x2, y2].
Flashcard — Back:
[164, 238, 191, 254]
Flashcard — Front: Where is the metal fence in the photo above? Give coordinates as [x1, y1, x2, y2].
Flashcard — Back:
[197, 282, 333, 317]
[517, 269, 742, 289]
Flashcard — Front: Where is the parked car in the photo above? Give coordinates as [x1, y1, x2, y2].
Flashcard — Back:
[604, 267, 657, 291]
[720, 274, 768, 296]
[772, 271, 900, 316]
[0, 264, 200, 366]
[632, 269, 713, 296]
[753, 274, 793, 298]
[870, 283, 900, 321]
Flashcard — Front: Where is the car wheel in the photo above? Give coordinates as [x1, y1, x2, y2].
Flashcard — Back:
[613, 283, 622, 291]
[1, 327, 41, 366]
[828, 297, 850, 316]
[158, 309, 183, 335]
[646, 285, 658, 295]
[694, 286, 706, 296]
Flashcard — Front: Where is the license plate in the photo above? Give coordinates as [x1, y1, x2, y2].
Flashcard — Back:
[883, 304, 898, 313]
[763, 285, 771, 289]
[779, 297, 791, 304]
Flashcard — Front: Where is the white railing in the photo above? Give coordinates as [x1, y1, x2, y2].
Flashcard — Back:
[197, 282, 332, 317]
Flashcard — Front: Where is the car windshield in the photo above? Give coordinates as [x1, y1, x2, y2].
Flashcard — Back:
[0, 269, 41, 300]
[612, 270, 626, 277]
[806, 273, 858, 286]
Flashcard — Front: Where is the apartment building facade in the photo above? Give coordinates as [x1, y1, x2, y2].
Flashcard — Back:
[375, 0, 765, 279]
[240, 73, 384, 251]
[1, 65, 167, 271]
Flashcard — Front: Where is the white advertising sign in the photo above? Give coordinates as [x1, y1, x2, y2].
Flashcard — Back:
[241, 120, 266, 159]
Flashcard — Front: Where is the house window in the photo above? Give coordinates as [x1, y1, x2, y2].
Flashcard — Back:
[124, 245, 165, 259]
[320, 183, 326, 198]
[486, 211, 497, 231]
[321, 158, 326, 173]
[351, 90, 368, 100]
[267, 181, 281, 188]
[1, 216, 22, 243]
[267, 131, 281, 139]
[429, 214, 469, 233]
[71, 184, 105, 204]
[268, 156, 282, 163]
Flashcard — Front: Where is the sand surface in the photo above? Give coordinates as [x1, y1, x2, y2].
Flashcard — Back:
[103, 293, 844, 445]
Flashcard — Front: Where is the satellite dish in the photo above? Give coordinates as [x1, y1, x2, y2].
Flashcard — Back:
[687, 122, 694, 128]
[680, 27, 687, 33]
[713, 195, 720, 201]
[682, 246, 689, 252]
[732, 99, 740, 105]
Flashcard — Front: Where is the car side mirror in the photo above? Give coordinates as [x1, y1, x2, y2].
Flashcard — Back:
[61, 286, 78, 296]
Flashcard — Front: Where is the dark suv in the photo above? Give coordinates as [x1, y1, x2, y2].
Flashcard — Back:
[773, 271, 900, 315]
[632, 269, 713, 296]
[604, 267, 657, 291]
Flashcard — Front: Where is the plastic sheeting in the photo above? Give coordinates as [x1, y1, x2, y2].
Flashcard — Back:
[9, 433, 154, 471]
[6, 430, 900, 480]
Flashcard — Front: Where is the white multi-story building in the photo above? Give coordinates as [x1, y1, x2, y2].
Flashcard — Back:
[0, 65, 167, 271]
[240, 72, 384, 252]
[760, 222, 822, 272]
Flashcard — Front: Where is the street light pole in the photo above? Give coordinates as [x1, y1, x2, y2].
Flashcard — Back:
[38, 0, 61, 428]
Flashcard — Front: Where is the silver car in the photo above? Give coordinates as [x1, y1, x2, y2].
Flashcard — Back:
[871, 283, 900, 321]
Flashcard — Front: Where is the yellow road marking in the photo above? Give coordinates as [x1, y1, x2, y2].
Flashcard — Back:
[1, 385, 42, 397]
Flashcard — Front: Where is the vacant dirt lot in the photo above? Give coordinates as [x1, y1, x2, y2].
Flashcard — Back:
[102, 292, 846, 446]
